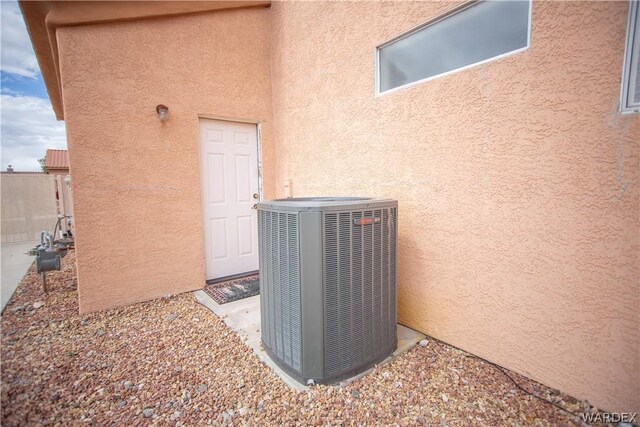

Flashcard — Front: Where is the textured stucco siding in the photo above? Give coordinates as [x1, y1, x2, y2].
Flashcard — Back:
[269, 1, 639, 413]
[57, 7, 274, 312]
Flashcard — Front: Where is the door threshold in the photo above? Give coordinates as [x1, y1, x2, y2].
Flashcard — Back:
[206, 270, 259, 285]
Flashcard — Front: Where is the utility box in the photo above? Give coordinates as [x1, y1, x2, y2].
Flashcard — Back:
[257, 197, 398, 384]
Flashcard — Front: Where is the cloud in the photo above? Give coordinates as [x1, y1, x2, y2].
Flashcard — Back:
[0, 86, 21, 96]
[0, 1, 40, 78]
[0, 1, 66, 172]
[1, 93, 66, 171]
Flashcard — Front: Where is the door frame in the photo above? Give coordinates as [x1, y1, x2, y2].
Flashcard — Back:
[197, 114, 264, 283]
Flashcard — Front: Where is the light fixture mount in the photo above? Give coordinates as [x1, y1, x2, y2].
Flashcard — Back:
[156, 104, 169, 122]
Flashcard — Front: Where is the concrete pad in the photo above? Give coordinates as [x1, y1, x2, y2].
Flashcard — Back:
[194, 290, 425, 390]
[1, 241, 37, 312]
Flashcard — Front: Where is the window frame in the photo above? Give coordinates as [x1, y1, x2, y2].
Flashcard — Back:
[620, 0, 640, 114]
[375, 0, 533, 96]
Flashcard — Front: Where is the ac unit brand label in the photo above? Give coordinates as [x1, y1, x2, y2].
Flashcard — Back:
[354, 217, 381, 226]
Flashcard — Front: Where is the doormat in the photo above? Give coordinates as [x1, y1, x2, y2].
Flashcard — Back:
[204, 275, 260, 305]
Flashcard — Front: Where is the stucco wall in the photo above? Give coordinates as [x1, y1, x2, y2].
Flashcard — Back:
[269, 0, 639, 413]
[56, 7, 274, 312]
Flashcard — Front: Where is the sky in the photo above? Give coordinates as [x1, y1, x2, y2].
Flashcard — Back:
[0, 0, 67, 172]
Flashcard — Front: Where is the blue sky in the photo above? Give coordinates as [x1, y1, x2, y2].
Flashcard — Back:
[1, 0, 67, 172]
[2, 70, 50, 99]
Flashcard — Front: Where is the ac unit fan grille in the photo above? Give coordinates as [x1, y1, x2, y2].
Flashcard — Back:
[273, 197, 372, 202]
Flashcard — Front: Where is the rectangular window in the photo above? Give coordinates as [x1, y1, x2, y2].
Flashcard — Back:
[377, 0, 532, 94]
[621, 0, 640, 113]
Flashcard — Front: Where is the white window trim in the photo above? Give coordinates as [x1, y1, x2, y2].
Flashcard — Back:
[375, 0, 533, 97]
[620, 0, 640, 114]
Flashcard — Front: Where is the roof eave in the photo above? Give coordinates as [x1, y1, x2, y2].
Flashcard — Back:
[20, 1, 64, 120]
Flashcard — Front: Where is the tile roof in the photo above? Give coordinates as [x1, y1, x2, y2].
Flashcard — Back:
[44, 149, 69, 169]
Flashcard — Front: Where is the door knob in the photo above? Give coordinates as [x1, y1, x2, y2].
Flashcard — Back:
[251, 204, 258, 210]
[253, 193, 259, 200]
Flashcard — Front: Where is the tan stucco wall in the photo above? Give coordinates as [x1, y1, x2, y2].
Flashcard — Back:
[269, 0, 639, 413]
[19, 1, 270, 120]
[56, 7, 274, 312]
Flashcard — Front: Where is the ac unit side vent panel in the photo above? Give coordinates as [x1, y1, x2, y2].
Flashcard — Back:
[258, 209, 302, 374]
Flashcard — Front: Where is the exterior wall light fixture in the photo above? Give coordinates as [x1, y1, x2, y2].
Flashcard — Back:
[156, 104, 169, 122]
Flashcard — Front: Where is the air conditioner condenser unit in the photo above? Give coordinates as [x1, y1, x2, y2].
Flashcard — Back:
[257, 197, 398, 385]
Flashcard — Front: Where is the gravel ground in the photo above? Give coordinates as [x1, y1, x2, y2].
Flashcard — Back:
[2, 252, 598, 426]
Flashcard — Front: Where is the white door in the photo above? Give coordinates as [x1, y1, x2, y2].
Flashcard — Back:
[199, 118, 259, 281]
